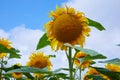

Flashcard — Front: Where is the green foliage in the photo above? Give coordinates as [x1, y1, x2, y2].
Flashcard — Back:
[3, 74, 12, 80]
[0, 44, 21, 59]
[75, 46, 106, 60]
[36, 33, 50, 50]
[49, 77, 58, 80]
[117, 44, 120, 46]
[86, 75, 106, 80]
[7, 66, 52, 74]
[87, 18, 105, 31]
[93, 67, 120, 80]
[54, 73, 69, 79]
[48, 55, 56, 58]
[8, 48, 21, 59]
[6, 67, 70, 79]
[99, 58, 120, 65]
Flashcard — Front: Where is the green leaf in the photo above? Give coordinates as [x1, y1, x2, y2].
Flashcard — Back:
[99, 58, 120, 65]
[53, 68, 75, 74]
[3, 74, 12, 79]
[54, 73, 69, 79]
[48, 55, 56, 58]
[93, 67, 120, 80]
[86, 75, 106, 80]
[36, 33, 50, 50]
[7, 66, 52, 74]
[117, 44, 120, 46]
[49, 77, 58, 80]
[9, 53, 21, 59]
[3, 64, 21, 72]
[75, 46, 106, 60]
[87, 18, 105, 31]
[0, 44, 9, 53]
[0, 44, 21, 59]
[8, 48, 21, 58]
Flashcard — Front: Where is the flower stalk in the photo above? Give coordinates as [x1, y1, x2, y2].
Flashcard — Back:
[79, 68, 82, 80]
[68, 47, 73, 80]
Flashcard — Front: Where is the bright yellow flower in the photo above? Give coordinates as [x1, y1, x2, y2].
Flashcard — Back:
[0, 37, 12, 59]
[34, 73, 44, 79]
[44, 6, 91, 51]
[105, 64, 120, 72]
[74, 52, 91, 69]
[27, 52, 52, 70]
[0, 53, 7, 59]
[0, 37, 12, 49]
[87, 68, 99, 75]
[12, 63, 23, 79]
[12, 72, 23, 79]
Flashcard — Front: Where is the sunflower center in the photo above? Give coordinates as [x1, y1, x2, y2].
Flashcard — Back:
[53, 14, 82, 42]
[54, 14, 82, 43]
[14, 72, 21, 75]
[34, 61, 47, 68]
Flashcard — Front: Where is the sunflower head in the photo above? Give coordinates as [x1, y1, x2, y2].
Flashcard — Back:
[0, 53, 7, 59]
[74, 52, 91, 69]
[34, 73, 44, 79]
[44, 6, 91, 51]
[105, 64, 120, 72]
[27, 52, 52, 70]
[0, 37, 12, 49]
[12, 63, 23, 79]
[87, 68, 99, 75]
[0, 37, 12, 59]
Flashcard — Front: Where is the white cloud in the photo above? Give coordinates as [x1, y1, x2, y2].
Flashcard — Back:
[0, 25, 68, 70]
[0, 25, 44, 66]
[0, 29, 9, 38]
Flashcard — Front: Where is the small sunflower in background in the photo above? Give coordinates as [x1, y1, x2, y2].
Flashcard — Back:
[34, 73, 44, 80]
[26, 52, 52, 70]
[105, 63, 120, 72]
[0, 37, 12, 59]
[12, 63, 23, 79]
[74, 52, 91, 69]
[44, 6, 91, 51]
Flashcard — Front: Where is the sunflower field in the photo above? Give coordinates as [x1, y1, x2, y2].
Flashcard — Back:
[0, 6, 120, 80]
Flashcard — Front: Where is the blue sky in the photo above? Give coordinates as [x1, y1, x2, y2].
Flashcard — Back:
[0, 0, 67, 31]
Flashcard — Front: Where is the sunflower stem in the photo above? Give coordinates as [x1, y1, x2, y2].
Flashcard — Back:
[79, 68, 82, 80]
[68, 47, 73, 80]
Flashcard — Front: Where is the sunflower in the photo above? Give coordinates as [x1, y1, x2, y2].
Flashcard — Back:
[26, 52, 52, 70]
[34, 73, 44, 79]
[0, 37, 12, 59]
[105, 64, 120, 72]
[0, 53, 7, 59]
[44, 6, 91, 51]
[74, 52, 91, 69]
[12, 63, 23, 79]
